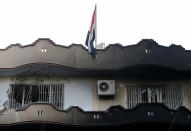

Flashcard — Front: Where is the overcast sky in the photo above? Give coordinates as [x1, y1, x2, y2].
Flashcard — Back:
[0, 0, 191, 49]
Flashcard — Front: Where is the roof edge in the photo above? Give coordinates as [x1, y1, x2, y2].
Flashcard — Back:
[0, 38, 189, 52]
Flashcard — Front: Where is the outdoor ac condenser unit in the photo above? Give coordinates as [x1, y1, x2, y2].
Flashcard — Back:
[97, 80, 115, 97]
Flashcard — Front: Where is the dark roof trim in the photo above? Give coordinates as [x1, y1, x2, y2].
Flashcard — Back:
[0, 62, 189, 71]
[0, 63, 190, 78]
[0, 38, 189, 52]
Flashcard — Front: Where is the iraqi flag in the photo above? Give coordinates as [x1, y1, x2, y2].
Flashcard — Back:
[85, 6, 96, 58]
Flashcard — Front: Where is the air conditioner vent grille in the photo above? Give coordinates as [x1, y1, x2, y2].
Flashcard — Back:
[97, 80, 115, 97]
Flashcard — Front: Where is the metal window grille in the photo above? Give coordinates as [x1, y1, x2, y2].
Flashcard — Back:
[8, 84, 64, 110]
[162, 84, 182, 109]
[127, 83, 182, 109]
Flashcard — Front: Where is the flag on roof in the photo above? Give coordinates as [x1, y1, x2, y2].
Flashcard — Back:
[85, 5, 97, 58]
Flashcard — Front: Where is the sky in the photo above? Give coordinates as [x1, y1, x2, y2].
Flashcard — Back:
[0, 0, 191, 49]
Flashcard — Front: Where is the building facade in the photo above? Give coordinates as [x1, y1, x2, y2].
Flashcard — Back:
[0, 39, 191, 128]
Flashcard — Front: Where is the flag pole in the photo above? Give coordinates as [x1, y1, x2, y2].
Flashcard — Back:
[95, 4, 97, 48]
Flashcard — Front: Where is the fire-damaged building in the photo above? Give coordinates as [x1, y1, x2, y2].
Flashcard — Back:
[0, 38, 191, 129]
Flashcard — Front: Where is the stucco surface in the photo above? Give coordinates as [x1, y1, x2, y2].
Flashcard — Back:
[0, 39, 191, 70]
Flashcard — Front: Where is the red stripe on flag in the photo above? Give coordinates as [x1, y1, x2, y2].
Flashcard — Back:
[90, 8, 95, 33]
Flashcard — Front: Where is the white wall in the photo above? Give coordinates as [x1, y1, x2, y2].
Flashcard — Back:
[64, 79, 93, 111]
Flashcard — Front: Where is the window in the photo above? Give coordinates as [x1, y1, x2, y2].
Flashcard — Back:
[8, 84, 64, 110]
[141, 87, 162, 103]
[141, 88, 148, 103]
[127, 84, 182, 109]
[162, 84, 182, 109]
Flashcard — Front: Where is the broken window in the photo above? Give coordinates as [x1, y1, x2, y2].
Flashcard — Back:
[8, 84, 64, 110]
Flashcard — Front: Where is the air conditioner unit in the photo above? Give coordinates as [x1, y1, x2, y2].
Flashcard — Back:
[97, 80, 115, 97]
